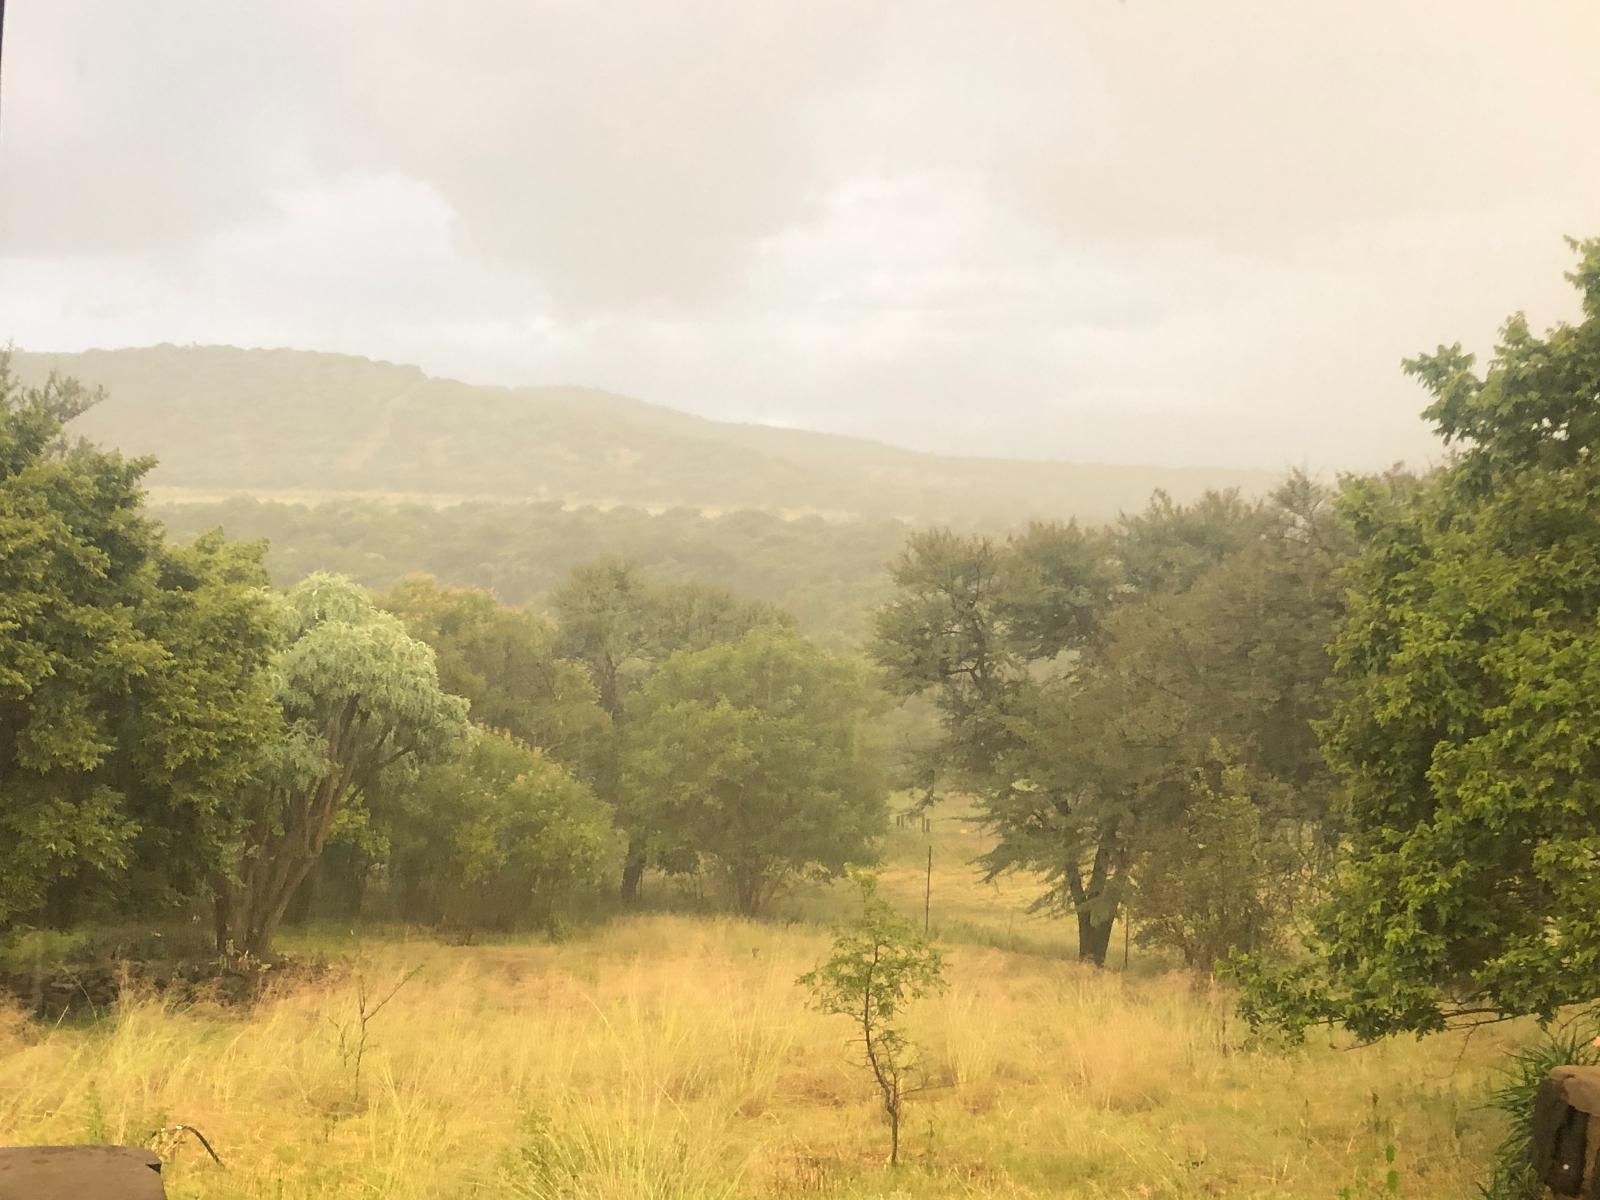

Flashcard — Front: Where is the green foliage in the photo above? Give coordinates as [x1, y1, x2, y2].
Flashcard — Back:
[1336, 1140, 1402, 1200]
[625, 628, 888, 915]
[1248, 240, 1600, 1040]
[554, 561, 794, 901]
[1132, 744, 1297, 970]
[798, 875, 947, 1166]
[386, 728, 619, 934]
[0, 356, 279, 927]
[875, 482, 1345, 965]
[222, 573, 470, 955]
[379, 575, 610, 774]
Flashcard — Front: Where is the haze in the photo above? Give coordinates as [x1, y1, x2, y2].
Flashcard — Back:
[2, 1, 1596, 470]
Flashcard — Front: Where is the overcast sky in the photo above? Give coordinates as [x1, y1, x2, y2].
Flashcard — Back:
[2, 2, 1596, 470]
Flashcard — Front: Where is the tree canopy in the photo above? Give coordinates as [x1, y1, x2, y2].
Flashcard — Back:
[0, 358, 279, 929]
[1243, 239, 1600, 1039]
[874, 481, 1345, 966]
[220, 573, 469, 954]
[625, 628, 887, 915]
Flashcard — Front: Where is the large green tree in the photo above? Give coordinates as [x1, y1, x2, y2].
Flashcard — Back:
[553, 560, 790, 901]
[1244, 240, 1600, 1039]
[625, 628, 887, 916]
[875, 488, 1343, 966]
[218, 573, 468, 955]
[0, 359, 278, 928]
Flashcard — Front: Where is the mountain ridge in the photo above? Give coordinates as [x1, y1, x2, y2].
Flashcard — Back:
[10, 344, 1280, 526]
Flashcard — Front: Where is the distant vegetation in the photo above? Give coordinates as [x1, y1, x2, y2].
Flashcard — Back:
[152, 496, 907, 649]
[9, 344, 1276, 526]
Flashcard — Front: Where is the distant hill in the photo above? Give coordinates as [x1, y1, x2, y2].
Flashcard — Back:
[11, 345, 1276, 526]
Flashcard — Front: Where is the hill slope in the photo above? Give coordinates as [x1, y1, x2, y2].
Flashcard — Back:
[13, 345, 1275, 525]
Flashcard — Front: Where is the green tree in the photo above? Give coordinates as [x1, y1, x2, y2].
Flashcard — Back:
[625, 628, 887, 916]
[799, 875, 947, 1166]
[1242, 239, 1600, 1040]
[380, 575, 609, 773]
[876, 489, 1341, 967]
[219, 574, 469, 955]
[873, 521, 1126, 961]
[553, 560, 790, 902]
[1131, 745, 1295, 970]
[0, 358, 278, 927]
[387, 728, 619, 934]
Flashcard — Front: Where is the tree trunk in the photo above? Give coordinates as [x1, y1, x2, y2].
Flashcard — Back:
[1076, 908, 1115, 966]
[212, 887, 232, 956]
[619, 838, 646, 904]
[242, 849, 321, 957]
[732, 870, 765, 918]
[285, 862, 318, 926]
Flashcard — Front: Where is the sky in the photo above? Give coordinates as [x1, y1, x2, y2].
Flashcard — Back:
[1, 1, 1596, 471]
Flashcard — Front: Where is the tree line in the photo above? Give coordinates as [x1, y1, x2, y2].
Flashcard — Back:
[1, 359, 888, 953]
[152, 495, 908, 651]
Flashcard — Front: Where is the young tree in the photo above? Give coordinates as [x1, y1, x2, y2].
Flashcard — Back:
[218, 574, 469, 955]
[1131, 744, 1295, 970]
[799, 876, 947, 1166]
[1242, 239, 1600, 1040]
[0, 358, 278, 927]
[624, 628, 887, 916]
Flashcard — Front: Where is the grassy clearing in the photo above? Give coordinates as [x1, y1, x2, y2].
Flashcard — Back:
[0, 807, 1521, 1198]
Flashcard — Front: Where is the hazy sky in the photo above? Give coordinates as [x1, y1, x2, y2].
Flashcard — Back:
[2, 2, 1596, 470]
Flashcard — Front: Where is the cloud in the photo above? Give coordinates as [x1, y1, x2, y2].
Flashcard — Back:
[1, 1, 1597, 470]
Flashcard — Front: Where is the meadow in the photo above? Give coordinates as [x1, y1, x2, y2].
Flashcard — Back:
[0, 809, 1521, 1199]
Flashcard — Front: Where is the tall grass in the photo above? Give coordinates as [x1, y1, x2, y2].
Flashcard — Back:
[0, 904, 1519, 1199]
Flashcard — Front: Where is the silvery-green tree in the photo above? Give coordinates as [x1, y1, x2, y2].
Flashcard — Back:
[218, 574, 468, 955]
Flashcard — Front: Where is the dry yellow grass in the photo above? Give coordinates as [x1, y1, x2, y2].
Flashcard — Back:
[0, 903, 1520, 1199]
[0, 802, 1526, 1197]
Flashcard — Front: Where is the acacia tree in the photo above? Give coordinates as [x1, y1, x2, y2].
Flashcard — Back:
[872, 522, 1126, 961]
[876, 490, 1340, 967]
[799, 875, 946, 1166]
[218, 574, 468, 955]
[1241, 238, 1600, 1040]
[624, 627, 886, 916]
[0, 359, 278, 927]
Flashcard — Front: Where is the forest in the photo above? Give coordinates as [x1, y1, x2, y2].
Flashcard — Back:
[2, 242, 1600, 1198]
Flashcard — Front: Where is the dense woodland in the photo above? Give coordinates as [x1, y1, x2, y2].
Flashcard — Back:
[153, 497, 908, 651]
[4, 241, 1600, 1115]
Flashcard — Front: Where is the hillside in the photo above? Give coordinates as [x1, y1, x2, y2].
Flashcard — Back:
[12, 345, 1276, 525]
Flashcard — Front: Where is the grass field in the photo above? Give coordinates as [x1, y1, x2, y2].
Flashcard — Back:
[0, 806, 1525, 1199]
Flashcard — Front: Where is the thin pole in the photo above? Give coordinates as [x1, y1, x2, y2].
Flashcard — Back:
[924, 845, 932, 935]
[1122, 906, 1131, 971]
